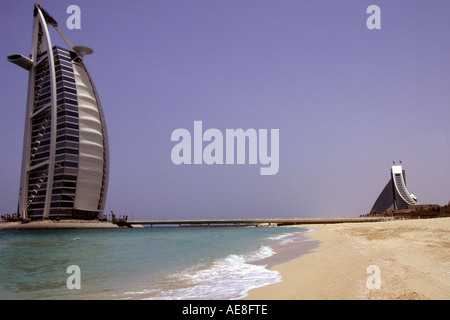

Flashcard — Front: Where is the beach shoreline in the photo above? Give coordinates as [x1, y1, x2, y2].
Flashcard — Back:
[244, 217, 450, 300]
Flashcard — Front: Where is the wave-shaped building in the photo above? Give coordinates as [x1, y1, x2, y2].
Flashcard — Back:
[8, 4, 109, 220]
[370, 164, 419, 214]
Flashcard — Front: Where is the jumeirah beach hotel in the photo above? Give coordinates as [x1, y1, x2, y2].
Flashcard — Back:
[370, 164, 419, 215]
[8, 4, 109, 220]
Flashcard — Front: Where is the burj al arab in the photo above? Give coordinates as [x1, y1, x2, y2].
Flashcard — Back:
[8, 4, 109, 220]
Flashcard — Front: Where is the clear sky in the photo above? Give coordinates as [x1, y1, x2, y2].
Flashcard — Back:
[1, 1, 449, 220]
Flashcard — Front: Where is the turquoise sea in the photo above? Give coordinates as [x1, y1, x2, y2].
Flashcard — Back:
[0, 226, 317, 300]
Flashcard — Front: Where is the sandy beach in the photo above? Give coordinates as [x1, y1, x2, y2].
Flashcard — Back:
[245, 217, 450, 300]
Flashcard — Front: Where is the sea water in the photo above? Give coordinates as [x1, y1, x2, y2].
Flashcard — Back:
[0, 226, 316, 300]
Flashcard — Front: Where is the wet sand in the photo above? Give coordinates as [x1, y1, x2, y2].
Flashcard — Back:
[244, 217, 450, 300]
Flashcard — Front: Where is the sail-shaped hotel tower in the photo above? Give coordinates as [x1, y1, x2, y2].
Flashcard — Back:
[8, 4, 109, 220]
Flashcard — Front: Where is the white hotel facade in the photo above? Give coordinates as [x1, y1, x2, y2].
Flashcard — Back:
[8, 4, 109, 220]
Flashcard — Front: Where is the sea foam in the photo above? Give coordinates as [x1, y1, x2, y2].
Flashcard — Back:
[127, 245, 281, 300]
